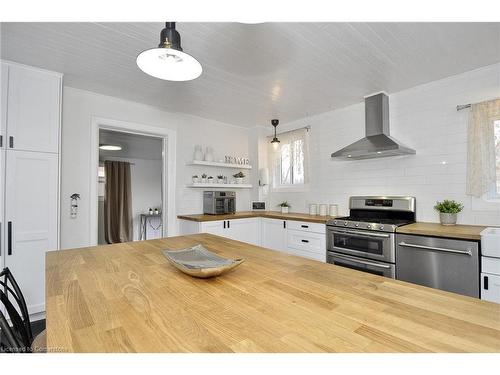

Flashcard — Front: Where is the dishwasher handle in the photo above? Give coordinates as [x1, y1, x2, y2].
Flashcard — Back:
[398, 241, 472, 256]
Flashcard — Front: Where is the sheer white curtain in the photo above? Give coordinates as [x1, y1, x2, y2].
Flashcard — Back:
[268, 127, 310, 187]
[466, 99, 500, 197]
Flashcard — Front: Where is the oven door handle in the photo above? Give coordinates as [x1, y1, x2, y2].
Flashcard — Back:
[331, 253, 391, 269]
[398, 242, 472, 256]
[330, 229, 390, 239]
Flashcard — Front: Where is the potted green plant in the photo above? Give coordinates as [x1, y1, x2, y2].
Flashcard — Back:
[278, 201, 291, 214]
[434, 199, 464, 226]
[192, 175, 199, 184]
[201, 173, 207, 183]
[233, 171, 245, 184]
[217, 175, 224, 184]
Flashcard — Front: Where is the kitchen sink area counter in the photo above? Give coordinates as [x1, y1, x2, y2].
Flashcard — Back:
[45, 233, 500, 353]
[177, 211, 338, 224]
[396, 222, 489, 241]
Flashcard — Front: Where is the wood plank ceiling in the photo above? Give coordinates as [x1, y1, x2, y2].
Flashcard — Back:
[1, 22, 499, 127]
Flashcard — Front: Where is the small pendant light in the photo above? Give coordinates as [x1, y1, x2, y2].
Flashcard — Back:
[270, 119, 280, 149]
[136, 22, 202, 81]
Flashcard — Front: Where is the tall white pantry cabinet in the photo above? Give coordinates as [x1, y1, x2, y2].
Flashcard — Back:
[0, 60, 62, 317]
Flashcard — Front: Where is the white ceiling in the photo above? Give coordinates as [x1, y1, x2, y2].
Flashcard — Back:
[99, 130, 163, 160]
[1, 22, 499, 127]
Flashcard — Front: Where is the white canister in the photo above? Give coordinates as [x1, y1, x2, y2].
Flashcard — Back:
[329, 204, 338, 217]
[319, 204, 327, 216]
[309, 204, 318, 216]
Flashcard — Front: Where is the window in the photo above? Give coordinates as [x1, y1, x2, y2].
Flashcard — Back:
[494, 120, 500, 195]
[269, 128, 309, 188]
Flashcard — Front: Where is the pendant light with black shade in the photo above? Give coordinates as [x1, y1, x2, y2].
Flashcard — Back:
[136, 22, 202, 81]
[270, 119, 280, 150]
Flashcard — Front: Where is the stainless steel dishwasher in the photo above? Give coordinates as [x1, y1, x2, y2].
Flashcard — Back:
[396, 234, 479, 297]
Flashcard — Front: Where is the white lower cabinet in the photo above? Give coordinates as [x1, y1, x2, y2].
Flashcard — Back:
[198, 218, 260, 245]
[260, 218, 287, 252]
[179, 217, 327, 263]
[4, 150, 59, 314]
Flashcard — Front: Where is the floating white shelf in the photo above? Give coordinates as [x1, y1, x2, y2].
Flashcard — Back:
[186, 183, 253, 189]
[187, 160, 252, 169]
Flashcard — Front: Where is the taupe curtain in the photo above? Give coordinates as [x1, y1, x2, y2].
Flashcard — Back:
[104, 161, 132, 243]
[466, 99, 500, 197]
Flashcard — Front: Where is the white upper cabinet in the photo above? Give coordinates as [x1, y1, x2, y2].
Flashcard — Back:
[4, 150, 59, 314]
[5, 63, 61, 153]
[1, 62, 8, 149]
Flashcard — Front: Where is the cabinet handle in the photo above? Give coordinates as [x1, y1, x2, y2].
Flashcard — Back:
[301, 239, 309, 243]
[283, 221, 286, 229]
[223, 221, 226, 229]
[9, 136, 14, 148]
[227, 220, 230, 229]
[484, 276, 489, 290]
[8, 221, 12, 255]
[0, 135, 2, 148]
[301, 225, 309, 228]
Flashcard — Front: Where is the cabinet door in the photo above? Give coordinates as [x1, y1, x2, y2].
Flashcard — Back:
[200, 220, 226, 238]
[0, 150, 3, 269]
[481, 273, 500, 303]
[227, 218, 260, 246]
[6, 64, 60, 153]
[261, 218, 287, 252]
[5, 150, 59, 314]
[1, 62, 7, 149]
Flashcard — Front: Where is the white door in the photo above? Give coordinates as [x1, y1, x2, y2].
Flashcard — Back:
[261, 218, 287, 252]
[200, 220, 226, 237]
[6, 64, 61, 153]
[1, 62, 7, 149]
[4, 150, 59, 314]
[227, 218, 260, 245]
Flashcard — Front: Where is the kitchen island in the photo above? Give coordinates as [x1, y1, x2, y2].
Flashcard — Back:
[46, 233, 500, 353]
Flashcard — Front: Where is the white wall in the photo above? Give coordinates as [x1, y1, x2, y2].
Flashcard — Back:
[261, 63, 500, 226]
[61, 87, 254, 249]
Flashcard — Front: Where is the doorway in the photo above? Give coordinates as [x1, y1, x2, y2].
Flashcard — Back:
[89, 117, 177, 246]
[97, 129, 164, 244]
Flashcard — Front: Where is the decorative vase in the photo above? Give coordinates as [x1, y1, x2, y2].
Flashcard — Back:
[439, 213, 457, 226]
[192, 177, 199, 184]
[204, 147, 214, 162]
[217, 178, 224, 184]
[194, 145, 203, 161]
[281, 206, 289, 214]
[235, 177, 243, 184]
[201, 177, 207, 183]
[208, 178, 214, 184]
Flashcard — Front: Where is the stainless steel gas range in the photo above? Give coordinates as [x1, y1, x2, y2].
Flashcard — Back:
[326, 196, 416, 279]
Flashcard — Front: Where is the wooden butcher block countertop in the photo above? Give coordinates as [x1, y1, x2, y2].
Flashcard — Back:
[177, 210, 337, 224]
[45, 234, 500, 353]
[396, 222, 489, 241]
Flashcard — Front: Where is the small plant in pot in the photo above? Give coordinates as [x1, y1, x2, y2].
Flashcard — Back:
[217, 175, 224, 184]
[201, 173, 208, 183]
[207, 176, 214, 183]
[434, 199, 464, 226]
[192, 175, 199, 184]
[233, 171, 245, 184]
[278, 201, 291, 214]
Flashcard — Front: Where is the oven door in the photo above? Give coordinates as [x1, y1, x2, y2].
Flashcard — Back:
[327, 252, 396, 279]
[327, 227, 395, 263]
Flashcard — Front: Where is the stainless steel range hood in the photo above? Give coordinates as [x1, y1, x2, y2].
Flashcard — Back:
[331, 92, 416, 160]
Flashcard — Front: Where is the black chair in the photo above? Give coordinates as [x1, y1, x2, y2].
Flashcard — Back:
[0, 267, 35, 353]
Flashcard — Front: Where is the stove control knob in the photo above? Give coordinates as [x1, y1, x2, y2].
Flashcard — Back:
[344, 221, 348, 226]
[333, 220, 337, 225]
[379, 225, 384, 230]
[355, 223, 359, 227]
[366, 224, 372, 229]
